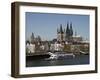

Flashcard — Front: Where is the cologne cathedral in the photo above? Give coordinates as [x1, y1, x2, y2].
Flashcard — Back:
[57, 22, 73, 42]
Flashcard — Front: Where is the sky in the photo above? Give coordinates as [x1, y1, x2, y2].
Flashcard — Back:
[25, 12, 89, 41]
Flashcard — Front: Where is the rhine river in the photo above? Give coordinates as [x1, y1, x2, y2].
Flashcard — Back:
[26, 54, 89, 67]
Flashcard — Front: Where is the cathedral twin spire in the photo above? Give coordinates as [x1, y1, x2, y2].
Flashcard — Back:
[57, 22, 73, 37]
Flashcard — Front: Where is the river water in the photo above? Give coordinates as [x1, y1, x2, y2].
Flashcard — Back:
[26, 55, 89, 67]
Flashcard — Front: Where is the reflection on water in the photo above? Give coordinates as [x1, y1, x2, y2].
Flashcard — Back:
[26, 55, 89, 67]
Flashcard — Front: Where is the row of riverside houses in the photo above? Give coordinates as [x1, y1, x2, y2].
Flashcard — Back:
[26, 22, 89, 54]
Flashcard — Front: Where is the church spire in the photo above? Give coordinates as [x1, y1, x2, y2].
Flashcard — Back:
[75, 31, 77, 37]
[31, 32, 35, 43]
[64, 28, 65, 33]
[60, 24, 63, 33]
[57, 28, 59, 33]
[66, 22, 70, 36]
[31, 32, 34, 39]
[70, 22, 73, 36]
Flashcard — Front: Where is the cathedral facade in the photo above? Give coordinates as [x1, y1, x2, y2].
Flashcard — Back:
[57, 22, 73, 42]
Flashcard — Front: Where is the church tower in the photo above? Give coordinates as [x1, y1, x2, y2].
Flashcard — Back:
[63, 28, 66, 41]
[30, 33, 35, 43]
[69, 22, 73, 37]
[66, 22, 70, 41]
[69, 22, 73, 42]
[57, 22, 73, 42]
[57, 24, 64, 42]
[65, 22, 73, 42]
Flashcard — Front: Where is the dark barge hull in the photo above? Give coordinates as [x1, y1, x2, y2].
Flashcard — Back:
[26, 54, 50, 61]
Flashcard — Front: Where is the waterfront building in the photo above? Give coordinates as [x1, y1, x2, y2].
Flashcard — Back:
[50, 43, 55, 51]
[72, 31, 83, 42]
[57, 24, 65, 42]
[57, 22, 84, 44]
[72, 35, 82, 42]
[40, 44, 45, 51]
[26, 42, 30, 53]
[54, 42, 63, 51]
[57, 22, 73, 42]
[26, 42, 35, 53]
[29, 43, 35, 53]
[30, 33, 41, 44]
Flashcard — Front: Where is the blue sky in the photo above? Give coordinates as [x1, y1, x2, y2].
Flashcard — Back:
[25, 12, 89, 41]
